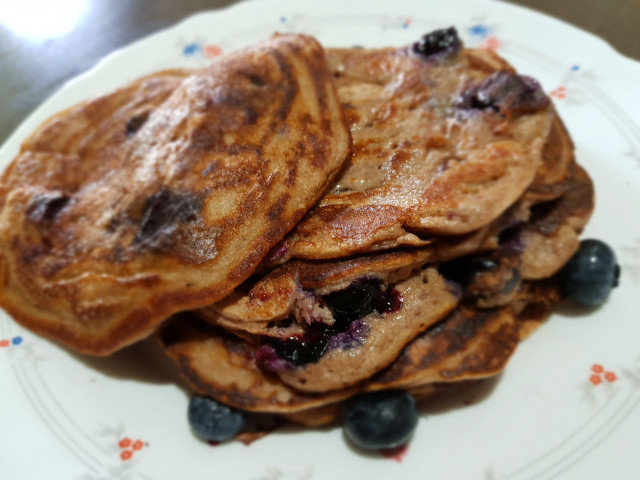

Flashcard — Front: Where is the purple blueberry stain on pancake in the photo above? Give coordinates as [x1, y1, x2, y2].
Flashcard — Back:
[254, 345, 291, 372]
[256, 279, 403, 370]
[125, 111, 150, 136]
[27, 192, 71, 224]
[498, 226, 526, 255]
[327, 319, 368, 350]
[457, 70, 550, 115]
[133, 188, 203, 248]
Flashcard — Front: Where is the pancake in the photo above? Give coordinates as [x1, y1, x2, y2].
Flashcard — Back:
[266, 43, 554, 263]
[433, 159, 593, 311]
[365, 304, 520, 389]
[206, 248, 436, 328]
[367, 275, 563, 393]
[0, 33, 351, 355]
[201, 220, 501, 341]
[519, 164, 594, 279]
[513, 280, 562, 340]
[206, 251, 441, 341]
[523, 113, 575, 205]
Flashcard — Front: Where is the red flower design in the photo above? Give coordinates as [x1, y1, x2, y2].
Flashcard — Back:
[120, 450, 133, 461]
[604, 371, 618, 382]
[381, 444, 409, 462]
[480, 36, 501, 51]
[132, 439, 144, 451]
[591, 364, 604, 374]
[0, 339, 9, 348]
[589, 374, 602, 385]
[119, 437, 132, 449]
[204, 44, 223, 59]
[550, 87, 567, 99]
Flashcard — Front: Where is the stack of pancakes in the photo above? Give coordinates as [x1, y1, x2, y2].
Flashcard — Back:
[0, 32, 593, 431]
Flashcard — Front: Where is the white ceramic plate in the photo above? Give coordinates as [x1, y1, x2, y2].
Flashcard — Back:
[2, 1, 640, 479]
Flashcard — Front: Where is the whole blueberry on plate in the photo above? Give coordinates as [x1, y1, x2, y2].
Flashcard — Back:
[559, 239, 620, 307]
[188, 395, 247, 442]
[344, 390, 418, 450]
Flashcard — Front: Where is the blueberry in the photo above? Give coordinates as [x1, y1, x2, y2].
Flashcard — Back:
[270, 333, 330, 366]
[412, 27, 462, 60]
[438, 255, 498, 287]
[327, 319, 368, 350]
[559, 239, 620, 307]
[187, 396, 247, 442]
[323, 279, 384, 324]
[27, 192, 70, 223]
[344, 390, 418, 450]
[125, 112, 149, 136]
[134, 188, 202, 245]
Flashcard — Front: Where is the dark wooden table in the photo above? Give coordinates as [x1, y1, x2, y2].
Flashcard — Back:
[1, 0, 638, 144]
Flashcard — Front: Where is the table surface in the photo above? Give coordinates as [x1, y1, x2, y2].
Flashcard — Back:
[1, 0, 638, 145]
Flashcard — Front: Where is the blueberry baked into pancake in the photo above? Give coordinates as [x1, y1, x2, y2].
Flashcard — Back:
[0, 28, 619, 452]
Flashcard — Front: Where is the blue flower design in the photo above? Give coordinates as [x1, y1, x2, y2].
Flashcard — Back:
[401, 21, 410, 29]
[280, 16, 286, 23]
[468, 24, 491, 38]
[571, 65, 580, 72]
[183, 43, 201, 56]
[12, 336, 23, 345]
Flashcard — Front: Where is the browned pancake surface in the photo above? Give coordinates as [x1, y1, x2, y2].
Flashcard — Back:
[519, 164, 594, 279]
[0, 34, 351, 355]
[366, 304, 520, 389]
